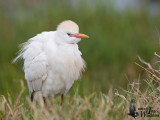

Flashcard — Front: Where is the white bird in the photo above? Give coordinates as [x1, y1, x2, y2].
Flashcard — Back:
[13, 20, 88, 105]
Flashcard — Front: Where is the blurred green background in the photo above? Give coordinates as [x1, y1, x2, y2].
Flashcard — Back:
[0, 0, 160, 98]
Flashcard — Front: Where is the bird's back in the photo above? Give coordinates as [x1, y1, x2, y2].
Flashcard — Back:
[13, 31, 55, 95]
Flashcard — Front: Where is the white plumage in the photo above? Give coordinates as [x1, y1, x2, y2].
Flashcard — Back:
[14, 20, 88, 102]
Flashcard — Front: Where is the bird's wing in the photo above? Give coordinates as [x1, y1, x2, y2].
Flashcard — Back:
[13, 34, 48, 94]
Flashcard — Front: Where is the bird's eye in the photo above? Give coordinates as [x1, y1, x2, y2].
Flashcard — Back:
[67, 33, 71, 36]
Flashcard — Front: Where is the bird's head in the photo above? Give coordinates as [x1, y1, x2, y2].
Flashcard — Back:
[56, 20, 89, 44]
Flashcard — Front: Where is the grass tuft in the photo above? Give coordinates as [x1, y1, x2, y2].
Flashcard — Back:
[0, 58, 159, 119]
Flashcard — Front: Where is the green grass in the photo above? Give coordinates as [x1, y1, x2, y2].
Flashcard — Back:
[0, 69, 159, 119]
[0, 0, 159, 101]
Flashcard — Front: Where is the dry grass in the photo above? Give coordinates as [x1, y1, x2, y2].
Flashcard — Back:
[0, 56, 160, 120]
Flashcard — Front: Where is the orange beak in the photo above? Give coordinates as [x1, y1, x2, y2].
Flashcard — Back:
[73, 33, 89, 38]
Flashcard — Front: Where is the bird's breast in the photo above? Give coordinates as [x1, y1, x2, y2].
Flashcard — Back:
[54, 44, 85, 92]
[55, 44, 84, 79]
[42, 44, 85, 96]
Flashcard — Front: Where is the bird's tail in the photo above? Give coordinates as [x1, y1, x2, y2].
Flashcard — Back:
[30, 91, 45, 106]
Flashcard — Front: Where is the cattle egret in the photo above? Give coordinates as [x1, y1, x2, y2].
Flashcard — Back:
[13, 20, 88, 105]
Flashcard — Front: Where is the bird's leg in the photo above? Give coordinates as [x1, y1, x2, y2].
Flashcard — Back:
[43, 97, 46, 104]
[61, 94, 64, 105]
[31, 90, 35, 102]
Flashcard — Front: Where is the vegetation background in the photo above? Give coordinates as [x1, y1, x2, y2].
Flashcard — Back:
[0, 0, 160, 119]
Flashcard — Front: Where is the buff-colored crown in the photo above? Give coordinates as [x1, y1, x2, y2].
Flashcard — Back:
[57, 20, 79, 33]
